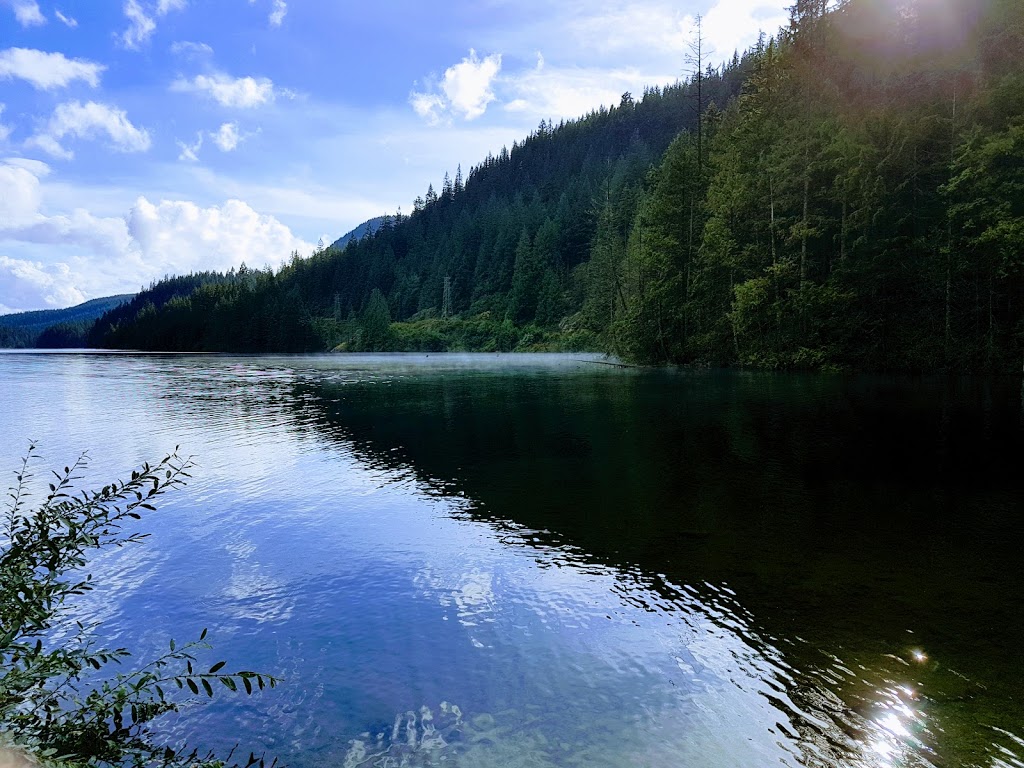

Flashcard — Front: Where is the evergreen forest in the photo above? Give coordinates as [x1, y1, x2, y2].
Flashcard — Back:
[85, 0, 1024, 373]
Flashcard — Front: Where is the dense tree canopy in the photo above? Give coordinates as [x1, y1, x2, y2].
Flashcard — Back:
[89, 0, 1024, 372]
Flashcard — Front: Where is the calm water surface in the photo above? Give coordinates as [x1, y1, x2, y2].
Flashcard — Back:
[1, 352, 1022, 767]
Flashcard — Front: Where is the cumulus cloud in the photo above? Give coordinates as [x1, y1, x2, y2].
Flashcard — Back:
[0, 159, 43, 222]
[0, 257, 86, 313]
[54, 9, 77, 27]
[0, 158, 314, 310]
[269, 0, 286, 26]
[0, 48, 105, 90]
[0, 160, 133, 259]
[4, 0, 45, 27]
[171, 72, 275, 108]
[410, 49, 502, 124]
[211, 122, 241, 151]
[119, 0, 156, 49]
[27, 101, 151, 160]
[126, 197, 312, 276]
[701, 0, 789, 57]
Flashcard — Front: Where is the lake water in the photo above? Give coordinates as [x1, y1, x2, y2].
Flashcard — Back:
[1, 352, 1022, 767]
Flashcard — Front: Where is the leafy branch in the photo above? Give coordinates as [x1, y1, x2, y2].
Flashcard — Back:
[0, 445, 279, 767]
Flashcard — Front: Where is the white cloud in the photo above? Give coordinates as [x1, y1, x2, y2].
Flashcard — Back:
[2, 157, 50, 177]
[119, 0, 156, 49]
[0, 104, 10, 142]
[27, 101, 151, 160]
[171, 73, 276, 108]
[410, 92, 447, 126]
[5, 0, 45, 27]
[0, 257, 86, 313]
[0, 48, 105, 90]
[26, 135, 72, 160]
[126, 197, 312, 276]
[54, 9, 77, 27]
[444, 51, 503, 119]
[0, 160, 133, 259]
[0, 158, 314, 308]
[119, 0, 188, 49]
[0, 159, 43, 222]
[562, 0, 788, 63]
[411, 49, 502, 124]
[156, 0, 186, 13]
[177, 131, 203, 162]
[269, 0, 286, 27]
[211, 122, 241, 152]
[170, 40, 213, 58]
[702, 0, 790, 57]
[568, 4, 691, 57]
[502, 62, 673, 120]
[176, 122, 249, 162]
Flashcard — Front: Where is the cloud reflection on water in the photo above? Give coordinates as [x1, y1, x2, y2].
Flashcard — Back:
[3, 353, 1023, 767]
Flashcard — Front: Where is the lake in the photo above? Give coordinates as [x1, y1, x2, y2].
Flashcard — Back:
[1, 351, 1022, 767]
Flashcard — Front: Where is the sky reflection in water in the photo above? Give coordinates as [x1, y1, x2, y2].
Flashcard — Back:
[0, 352, 1021, 767]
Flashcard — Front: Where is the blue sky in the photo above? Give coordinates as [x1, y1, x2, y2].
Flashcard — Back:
[0, 0, 789, 312]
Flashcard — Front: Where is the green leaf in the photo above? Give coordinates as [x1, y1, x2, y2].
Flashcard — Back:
[209, 660, 226, 674]
[202, 678, 213, 697]
[187, 678, 199, 694]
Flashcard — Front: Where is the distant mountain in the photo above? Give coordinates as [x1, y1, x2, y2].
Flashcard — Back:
[0, 294, 133, 348]
[330, 216, 386, 249]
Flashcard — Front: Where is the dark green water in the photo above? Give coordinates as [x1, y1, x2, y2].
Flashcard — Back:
[1, 352, 1022, 766]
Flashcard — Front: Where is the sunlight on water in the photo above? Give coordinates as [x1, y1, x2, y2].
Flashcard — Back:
[342, 703, 464, 768]
[2, 352, 1023, 767]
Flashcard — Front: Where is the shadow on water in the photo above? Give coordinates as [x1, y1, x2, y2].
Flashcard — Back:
[5, 352, 1023, 767]
[278, 361, 1024, 768]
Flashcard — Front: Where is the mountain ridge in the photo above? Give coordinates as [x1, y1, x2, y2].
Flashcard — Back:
[0, 295, 134, 348]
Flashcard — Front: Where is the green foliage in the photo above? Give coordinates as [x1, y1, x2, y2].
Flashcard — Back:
[87, 70, 750, 354]
[78, 0, 1024, 371]
[387, 314, 594, 353]
[0, 297, 132, 350]
[605, 0, 1024, 372]
[359, 289, 395, 351]
[0, 446, 278, 767]
[36, 322, 91, 349]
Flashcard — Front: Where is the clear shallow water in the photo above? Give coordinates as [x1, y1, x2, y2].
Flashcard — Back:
[1, 351, 1022, 767]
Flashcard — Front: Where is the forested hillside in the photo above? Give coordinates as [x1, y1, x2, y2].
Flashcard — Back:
[608, 0, 1024, 372]
[90, 59, 752, 353]
[93, 0, 1024, 372]
[331, 216, 387, 249]
[0, 295, 132, 348]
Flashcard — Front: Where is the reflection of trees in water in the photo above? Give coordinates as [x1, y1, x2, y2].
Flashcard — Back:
[270, 368, 1024, 767]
